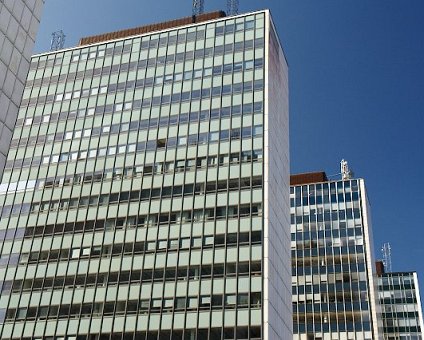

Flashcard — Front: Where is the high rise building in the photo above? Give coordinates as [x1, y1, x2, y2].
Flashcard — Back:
[0, 10, 290, 340]
[290, 172, 382, 340]
[0, 0, 44, 177]
[376, 263, 424, 339]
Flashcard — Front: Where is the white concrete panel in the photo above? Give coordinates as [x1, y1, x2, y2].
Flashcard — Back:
[0, 0, 44, 178]
[263, 10, 292, 340]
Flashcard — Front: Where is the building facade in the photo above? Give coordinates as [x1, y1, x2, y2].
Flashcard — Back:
[0, 0, 44, 177]
[290, 172, 382, 340]
[0, 10, 291, 340]
[378, 271, 424, 339]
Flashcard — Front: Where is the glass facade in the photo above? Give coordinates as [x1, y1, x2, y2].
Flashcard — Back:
[290, 176, 382, 340]
[0, 10, 290, 340]
[378, 272, 424, 339]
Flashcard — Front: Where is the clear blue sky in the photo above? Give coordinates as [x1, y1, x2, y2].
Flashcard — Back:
[35, 0, 424, 289]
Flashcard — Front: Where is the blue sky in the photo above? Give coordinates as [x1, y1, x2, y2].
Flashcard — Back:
[35, 0, 424, 289]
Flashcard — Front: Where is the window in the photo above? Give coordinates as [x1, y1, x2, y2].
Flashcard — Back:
[71, 249, 80, 259]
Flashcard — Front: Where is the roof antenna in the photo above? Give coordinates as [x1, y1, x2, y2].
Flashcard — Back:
[381, 243, 393, 272]
[227, 0, 239, 15]
[50, 30, 66, 51]
[340, 159, 353, 180]
[192, 0, 205, 16]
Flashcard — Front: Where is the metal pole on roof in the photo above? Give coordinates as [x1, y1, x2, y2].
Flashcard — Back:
[50, 30, 66, 51]
[227, 0, 239, 15]
[192, 0, 205, 16]
[382, 243, 393, 273]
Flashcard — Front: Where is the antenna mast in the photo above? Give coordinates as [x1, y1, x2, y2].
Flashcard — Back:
[340, 159, 353, 180]
[227, 0, 239, 15]
[50, 30, 66, 51]
[381, 243, 392, 273]
[192, 0, 205, 16]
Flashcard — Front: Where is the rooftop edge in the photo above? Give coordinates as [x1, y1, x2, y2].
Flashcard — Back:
[78, 11, 227, 47]
[290, 172, 329, 186]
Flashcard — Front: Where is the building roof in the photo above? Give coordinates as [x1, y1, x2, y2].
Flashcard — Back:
[290, 172, 328, 186]
[78, 11, 227, 46]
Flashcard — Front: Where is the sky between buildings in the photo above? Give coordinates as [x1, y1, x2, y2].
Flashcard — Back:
[33, 0, 424, 294]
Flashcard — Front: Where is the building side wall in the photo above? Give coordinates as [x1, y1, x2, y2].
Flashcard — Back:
[0, 0, 44, 177]
[359, 180, 383, 339]
[414, 273, 424, 338]
[263, 11, 291, 340]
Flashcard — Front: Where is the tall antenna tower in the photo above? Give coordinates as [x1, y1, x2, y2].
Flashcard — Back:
[50, 30, 66, 51]
[227, 0, 239, 15]
[381, 243, 392, 273]
[192, 0, 205, 16]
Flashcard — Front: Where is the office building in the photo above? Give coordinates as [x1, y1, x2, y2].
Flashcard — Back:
[290, 172, 382, 340]
[0, 10, 290, 339]
[376, 263, 424, 339]
[0, 0, 44, 177]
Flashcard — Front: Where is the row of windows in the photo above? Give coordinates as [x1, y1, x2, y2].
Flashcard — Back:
[383, 327, 422, 335]
[293, 321, 372, 334]
[16, 96, 262, 150]
[378, 274, 415, 287]
[294, 313, 370, 324]
[15, 98, 263, 147]
[1, 176, 261, 218]
[379, 283, 416, 291]
[1, 177, 258, 219]
[290, 180, 360, 196]
[291, 192, 360, 207]
[7, 124, 263, 170]
[293, 286, 364, 302]
[292, 226, 363, 242]
[9, 325, 261, 340]
[65, 18, 257, 64]
[293, 236, 364, 250]
[26, 34, 263, 96]
[291, 209, 361, 225]
[382, 311, 420, 319]
[22, 209, 261, 239]
[292, 281, 368, 295]
[1, 149, 263, 196]
[29, 19, 259, 75]
[22, 56, 264, 109]
[3, 292, 262, 323]
[293, 302, 368, 314]
[292, 246, 365, 260]
[30, 176, 261, 214]
[379, 290, 417, 300]
[4, 203, 262, 241]
[15, 231, 261, 267]
[380, 298, 418, 304]
[15, 101, 263, 150]
[53, 61, 262, 107]
[1, 260, 262, 295]
[293, 253, 365, 269]
[294, 283, 369, 295]
[381, 304, 420, 314]
[293, 297, 370, 314]
[292, 262, 367, 276]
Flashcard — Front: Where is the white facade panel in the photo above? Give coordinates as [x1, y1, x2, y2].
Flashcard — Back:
[263, 10, 292, 340]
[0, 0, 44, 179]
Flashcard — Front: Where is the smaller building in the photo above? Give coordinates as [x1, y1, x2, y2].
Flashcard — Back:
[377, 263, 424, 339]
[290, 171, 382, 340]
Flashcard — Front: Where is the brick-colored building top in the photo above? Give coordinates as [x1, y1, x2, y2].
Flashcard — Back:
[79, 11, 226, 46]
[290, 172, 328, 186]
